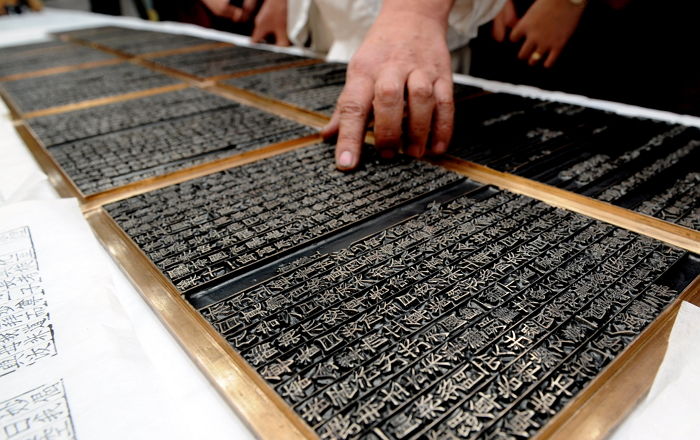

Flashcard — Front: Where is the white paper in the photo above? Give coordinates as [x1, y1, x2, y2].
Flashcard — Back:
[0, 199, 185, 440]
[610, 301, 700, 440]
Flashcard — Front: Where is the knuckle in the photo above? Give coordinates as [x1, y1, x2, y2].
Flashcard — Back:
[348, 58, 369, 74]
[338, 131, 364, 145]
[375, 126, 401, 140]
[375, 82, 402, 102]
[410, 82, 433, 100]
[435, 118, 453, 133]
[435, 97, 454, 112]
[338, 101, 366, 117]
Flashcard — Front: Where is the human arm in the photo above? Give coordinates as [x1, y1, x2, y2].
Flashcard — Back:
[321, 0, 456, 171]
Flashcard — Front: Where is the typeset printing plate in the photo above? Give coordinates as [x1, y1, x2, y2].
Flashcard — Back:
[448, 93, 700, 231]
[0, 62, 180, 114]
[195, 186, 699, 440]
[104, 143, 462, 297]
[0, 41, 115, 79]
[2, 25, 699, 440]
[59, 26, 216, 56]
[224, 62, 348, 116]
[24, 87, 237, 147]
[148, 45, 311, 80]
[28, 89, 315, 195]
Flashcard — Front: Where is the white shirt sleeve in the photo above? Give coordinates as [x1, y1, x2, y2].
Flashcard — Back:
[447, 0, 507, 50]
[288, 0, 506, 62]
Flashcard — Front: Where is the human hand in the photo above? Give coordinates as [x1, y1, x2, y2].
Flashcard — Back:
[251, 0, 290, 46]
[510, 0, 586, 68]
[322, 6, 454, 171]
[491, 0, 519, 42]
[201, 0, 258, 22]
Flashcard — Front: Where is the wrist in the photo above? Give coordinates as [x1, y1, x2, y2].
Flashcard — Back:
[380, 0, 454, 30]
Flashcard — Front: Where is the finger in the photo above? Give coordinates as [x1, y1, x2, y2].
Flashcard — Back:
[321, 108, 340, 141]
[251, 26, 267, 43]
[275, 29, 291, 46]
[492, 18, 506, 42]
[544, 48, 560, 68]
[372, 67, 406, 153]
[229, 6, 246, 21]
[335, 76, 374, 170]
[406, 70, 435, 158]
[429, 77, 454, 155]
[528, 47, 545, 66]
[517, 39, 537, 60]
[510, 21, 525, 42]
[240, 0, 257, 20]
[504, 1, 519, 27]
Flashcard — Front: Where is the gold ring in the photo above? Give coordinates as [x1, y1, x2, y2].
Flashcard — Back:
[530, 52, 542, 62]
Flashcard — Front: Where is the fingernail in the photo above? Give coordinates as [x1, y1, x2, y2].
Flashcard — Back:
[379, 149, 395, 159]
[338, 151, 354, 168]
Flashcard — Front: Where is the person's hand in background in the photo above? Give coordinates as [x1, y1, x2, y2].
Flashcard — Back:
[509, 0, 586, 68]
[201, 0, 257, 22]
[322, 0, 455, 171]
[251, 0, 290, 46]
[491, 0, 519, 43]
